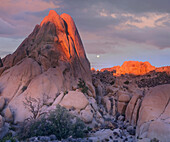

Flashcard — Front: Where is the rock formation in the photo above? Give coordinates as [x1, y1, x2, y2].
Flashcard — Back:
[156, 66, 170, 75]
[101, 61, 170, 78]
[93, 65, 170, 142]
[101, 61, 156, 76]
[0, 10, 93, 122]
[137, 84, 170, 142]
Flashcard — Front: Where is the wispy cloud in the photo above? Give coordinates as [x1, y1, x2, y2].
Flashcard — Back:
[116, 12, 170, 29]
[0, 18, 16, 35]
[0, 0, 60, 15]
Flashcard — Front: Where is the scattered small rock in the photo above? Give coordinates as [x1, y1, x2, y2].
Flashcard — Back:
[113, 128, 122, 137]
[0, 96, 5, 110]
[2, 106, 13, 123]
[118, 115, 125, 121]
[127, 126, 135, 135]
[49, 134, 57, 140]
[39, 136, 51, 141]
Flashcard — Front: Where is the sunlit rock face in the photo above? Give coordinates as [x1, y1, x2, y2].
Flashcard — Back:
[2, 10, 90, 79]
[101, 61, 156, 76]
[0, 10, 93, 122]
[156, 66, 170, 75]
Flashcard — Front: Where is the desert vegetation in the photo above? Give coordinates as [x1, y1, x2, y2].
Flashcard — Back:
[18, 105, 86, 140]
[77, 78, 89, 94]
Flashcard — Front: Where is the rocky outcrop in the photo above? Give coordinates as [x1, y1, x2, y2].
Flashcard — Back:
[156, 66, 170, 75]
[101, 61, 170, 89]
[136, 84, 170, 142]
[136, 71, 170, 88]
[92, 69, 170, 141]
[2, 11, 90, 75]
[101, 61, 156, 76]
[100, 66, 120, 73]
[125, 94, 142, 126]
[0, 10, 92, 123]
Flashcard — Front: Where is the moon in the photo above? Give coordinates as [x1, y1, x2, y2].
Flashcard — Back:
[97, 55, 100, 58]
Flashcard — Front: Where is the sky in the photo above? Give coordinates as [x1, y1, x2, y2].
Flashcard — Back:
[0, 0, 170, 69]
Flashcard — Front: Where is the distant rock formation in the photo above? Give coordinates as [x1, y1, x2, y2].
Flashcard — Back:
[156, 66, 170, 75]
[101, 61, 156, 76]
[100, 66, 120, 73]
[0, 10, 94, 122]
[101, 61, 170, 77]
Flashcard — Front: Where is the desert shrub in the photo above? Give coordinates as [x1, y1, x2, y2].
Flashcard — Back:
[0, 134, 16, 142]
[77, 78, 88, 94]
[124, 80, 130, 85]
[18, 105, 86, 140]
[23, 96, 42, 120]
[110, 80, 115, 85]
[150, 138, 159, 142]
[64, 90, 68, 95]
[21, 86, 27, 92]
[140, 79, 145, 82]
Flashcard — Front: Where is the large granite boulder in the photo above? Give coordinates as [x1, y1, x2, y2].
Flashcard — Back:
[125, 93, 142, 126]
[136, 84, 170, 142]
[60, 91, 89, 110]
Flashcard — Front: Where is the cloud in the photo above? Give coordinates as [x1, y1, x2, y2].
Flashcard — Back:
[0, 0, 60, 15]
[84, 40, 118, 55]
[115, 12, 170, 29]
[112, 26, 170, 49]
[0, 18, 16, 35]
[104, 0, 170, 13]
[0, 0, 61, 37]
[54, 0, 170, 50]
[100, 9, 108, 17]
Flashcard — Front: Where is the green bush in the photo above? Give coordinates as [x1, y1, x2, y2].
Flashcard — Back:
[18, 105, 86, 140]
[150, 138, 159, 142]
[64, 90, 68, 95]
[124, 80, 130, 85]
[21, 86, 27, 92]
[77, 78, 88, 94]
[0, 134, 16, 142]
